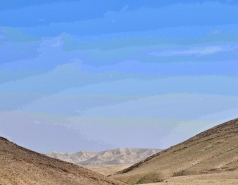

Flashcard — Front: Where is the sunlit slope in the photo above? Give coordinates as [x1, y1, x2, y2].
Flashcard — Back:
[0, 137, 126, 185]
[112, 118, 238, 184]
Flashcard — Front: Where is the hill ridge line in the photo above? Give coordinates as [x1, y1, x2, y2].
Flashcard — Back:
[113, 117, 238, 176]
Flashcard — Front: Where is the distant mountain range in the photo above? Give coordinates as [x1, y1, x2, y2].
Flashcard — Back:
[47, 148, 162, 166]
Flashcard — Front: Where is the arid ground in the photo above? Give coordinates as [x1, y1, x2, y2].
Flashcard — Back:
[85, 165, 131, 176]
[2, 118, 238, 185]
[0, 137, 125, 185]
[139, 171, 238, 185]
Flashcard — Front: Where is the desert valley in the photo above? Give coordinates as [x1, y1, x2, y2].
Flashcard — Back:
[1, 2, 237, 185]
[1, 118, 238, 185]
[47, 148, 162, 176]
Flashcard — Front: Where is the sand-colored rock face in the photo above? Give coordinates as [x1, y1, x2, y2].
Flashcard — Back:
[112, 118, 238, 184]
[0, 137, 126, 185]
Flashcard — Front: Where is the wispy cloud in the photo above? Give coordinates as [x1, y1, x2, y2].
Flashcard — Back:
[149, 46, 223, 57]
[77, 94, 238, 120]
[172, 46, 222, 55]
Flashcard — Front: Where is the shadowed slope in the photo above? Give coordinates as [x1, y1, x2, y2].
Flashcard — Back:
[0, 137, 126, 185]
[112, 118, 238, 184]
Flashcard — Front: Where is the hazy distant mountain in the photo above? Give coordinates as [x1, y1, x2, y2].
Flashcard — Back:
[47, 150, 98, 163]
[47, 148, 162, 166]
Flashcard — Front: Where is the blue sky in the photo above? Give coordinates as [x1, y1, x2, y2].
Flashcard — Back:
[1, 0, 238, 153]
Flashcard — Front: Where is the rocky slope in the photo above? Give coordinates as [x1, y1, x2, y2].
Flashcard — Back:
[112, 118, 238, 184]
[0, 137, 126, 185]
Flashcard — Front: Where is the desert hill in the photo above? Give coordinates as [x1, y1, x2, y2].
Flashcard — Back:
[112, 118, 238, 184]
[0, 137, 126, 185]
[47, 148, 162, 166]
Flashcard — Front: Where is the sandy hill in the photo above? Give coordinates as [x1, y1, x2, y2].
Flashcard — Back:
[0, 137, 126, 185]
[47, 148, 162, 166]
[112, 118, 238, 184]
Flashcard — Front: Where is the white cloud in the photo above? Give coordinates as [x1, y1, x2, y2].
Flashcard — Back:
[171, 46, 222, 55]
[149, 44, 238, 57]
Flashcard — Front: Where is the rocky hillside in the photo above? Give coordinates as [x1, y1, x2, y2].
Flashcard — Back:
[112, 118, 238, 184]
[0, 137, 125, 185]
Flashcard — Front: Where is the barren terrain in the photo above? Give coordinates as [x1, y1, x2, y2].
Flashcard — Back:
[139, 171, 238, 185]
[85, 165, 131, 176]
[112, 118, 238, 184]
[0, 137, 125, 185]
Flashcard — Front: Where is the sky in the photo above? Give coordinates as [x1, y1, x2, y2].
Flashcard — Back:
[1, 0, 238, 153]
